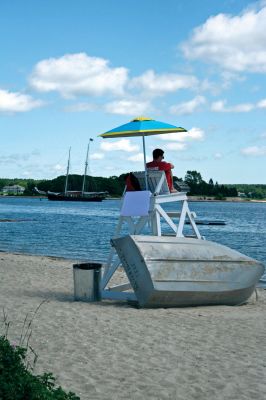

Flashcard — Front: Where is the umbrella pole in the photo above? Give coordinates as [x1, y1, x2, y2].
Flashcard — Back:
[142, 135, 148, 190]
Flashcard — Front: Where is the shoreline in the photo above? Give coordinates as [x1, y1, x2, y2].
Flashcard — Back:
[187, 196, 266, 203]
[0, 251, 266, 400]
[1, 195, 266, 203]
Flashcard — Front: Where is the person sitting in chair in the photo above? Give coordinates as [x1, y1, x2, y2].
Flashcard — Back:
[146, 148, 177, 193]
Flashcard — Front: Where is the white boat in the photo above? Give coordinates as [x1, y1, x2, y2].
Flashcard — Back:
[111, 235, 265, 308]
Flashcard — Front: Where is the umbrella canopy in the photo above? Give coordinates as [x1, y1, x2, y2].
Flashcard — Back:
[99, 116, 187, 189]
[99, 116, 187, 138]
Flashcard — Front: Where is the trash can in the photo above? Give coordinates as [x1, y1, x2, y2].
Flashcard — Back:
[73, 263, 102, 302]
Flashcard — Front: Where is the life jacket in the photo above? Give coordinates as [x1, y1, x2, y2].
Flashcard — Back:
[125, 172, 141, 191]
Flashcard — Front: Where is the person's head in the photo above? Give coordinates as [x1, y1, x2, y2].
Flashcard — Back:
[153, 148, 164, 161]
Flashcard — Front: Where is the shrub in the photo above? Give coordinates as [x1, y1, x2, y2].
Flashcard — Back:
[0, 335, 80, 400]
[214, 193, 226, 201]
[1, 305, 80, 400]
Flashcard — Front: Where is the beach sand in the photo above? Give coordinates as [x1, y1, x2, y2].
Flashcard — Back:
[0, 251, 265, 400]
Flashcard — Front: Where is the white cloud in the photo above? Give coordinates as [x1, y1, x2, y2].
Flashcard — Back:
[105, 99, 152, 115]
[21, 170, 31, 177]
[100, 138, 139, 152]
[64, 102, 97, 112]
[182, 4, 266, 72]
[130, 70, 198, 96]
[53, 164, 65, 172]
[29, 53, 128, 98]
[158, 127, 205, 142]
[0, 89, 43, 113]
[170, 96, 206, 115]
[90, 152, 104, 160]
[0, 151, 40, 164]
[164, 143, 187, 151]
[210, 97, 266, 113]
[257, 98, 266, 109]
[241, 146, 266, 156]
[211, 101, 227, 112]
[127, 153, 145, 162]
[214, 152, 223, 159]
[211, 100, 254, 112]
[187, 127, 205, 141]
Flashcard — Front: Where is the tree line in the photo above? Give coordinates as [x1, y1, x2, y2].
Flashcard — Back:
[181, 170, 238, 199]
[0, 172, 265, 199]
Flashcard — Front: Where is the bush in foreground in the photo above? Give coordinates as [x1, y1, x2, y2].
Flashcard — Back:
[0, 336, 80, 400]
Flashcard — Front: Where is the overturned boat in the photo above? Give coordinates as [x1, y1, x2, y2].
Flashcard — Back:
[111, 235, 265, 308]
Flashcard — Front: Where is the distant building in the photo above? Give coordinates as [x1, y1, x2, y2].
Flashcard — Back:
[2, 185, 25, 195]
[237, 192, 247, 198]
[174, 181, 190, 193]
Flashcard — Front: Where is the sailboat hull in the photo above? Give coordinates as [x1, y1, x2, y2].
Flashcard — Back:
[47, 192, 105, 202]
[111, 235, 265, 308]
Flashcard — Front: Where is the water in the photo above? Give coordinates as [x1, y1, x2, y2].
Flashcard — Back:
[0, 197, 265, 286]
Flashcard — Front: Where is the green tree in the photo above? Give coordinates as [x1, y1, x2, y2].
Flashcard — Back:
[185, 170, 203, 185]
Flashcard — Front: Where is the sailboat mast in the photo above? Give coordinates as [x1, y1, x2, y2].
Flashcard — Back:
[64, 147, 71, 195]
[82, 138, 93, 194]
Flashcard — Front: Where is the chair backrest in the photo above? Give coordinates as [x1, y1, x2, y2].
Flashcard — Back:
[132, 170, 170, 195]
[120, 191, 151, 216]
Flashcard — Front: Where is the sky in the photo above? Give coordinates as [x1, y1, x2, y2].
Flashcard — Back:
[0, 0, 266, 184]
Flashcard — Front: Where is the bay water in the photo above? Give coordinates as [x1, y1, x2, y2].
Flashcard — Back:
[0, 197, 265, 286]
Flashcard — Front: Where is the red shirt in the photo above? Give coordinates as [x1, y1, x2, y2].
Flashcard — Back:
[146, 160, 173, 190]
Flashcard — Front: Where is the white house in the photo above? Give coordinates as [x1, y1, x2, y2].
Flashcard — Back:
[2, 185, 25, 195]
[237, 192, 247, 198]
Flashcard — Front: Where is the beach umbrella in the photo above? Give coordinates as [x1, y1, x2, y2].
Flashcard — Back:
[99, 116, 187, 189]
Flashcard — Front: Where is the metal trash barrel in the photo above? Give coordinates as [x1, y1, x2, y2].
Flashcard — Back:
[73, 262, 102, 301]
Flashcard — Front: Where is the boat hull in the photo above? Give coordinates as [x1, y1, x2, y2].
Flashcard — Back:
[47, 193, 104, 202]
[111, 235, 265, 308]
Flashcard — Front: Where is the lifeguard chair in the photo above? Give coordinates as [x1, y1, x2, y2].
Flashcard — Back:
[101, 170, 202, 301]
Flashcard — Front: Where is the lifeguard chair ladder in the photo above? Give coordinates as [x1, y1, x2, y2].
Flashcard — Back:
[101, 170, 202, 301]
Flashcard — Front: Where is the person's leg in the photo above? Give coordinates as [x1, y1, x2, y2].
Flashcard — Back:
[166, 170, 177, 193]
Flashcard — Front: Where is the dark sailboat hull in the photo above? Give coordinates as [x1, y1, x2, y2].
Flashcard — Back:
[47, 192, 106, 202]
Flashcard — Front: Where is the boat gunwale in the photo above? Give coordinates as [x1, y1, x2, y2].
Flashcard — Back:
[145, 257, 259, 264]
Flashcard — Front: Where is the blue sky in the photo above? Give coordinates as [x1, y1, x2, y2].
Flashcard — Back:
[1, 0, 266, 183]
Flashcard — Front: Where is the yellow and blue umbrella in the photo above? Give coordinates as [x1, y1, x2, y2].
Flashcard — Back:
[99, 116, 187, 188]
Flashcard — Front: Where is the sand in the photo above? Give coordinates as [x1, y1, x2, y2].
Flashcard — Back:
[0, 251, 265, 400]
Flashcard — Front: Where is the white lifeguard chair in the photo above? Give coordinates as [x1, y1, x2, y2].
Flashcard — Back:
[101, 170, 202, 301]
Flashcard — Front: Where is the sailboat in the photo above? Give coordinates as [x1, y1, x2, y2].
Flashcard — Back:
[46, 141, 108, 202]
